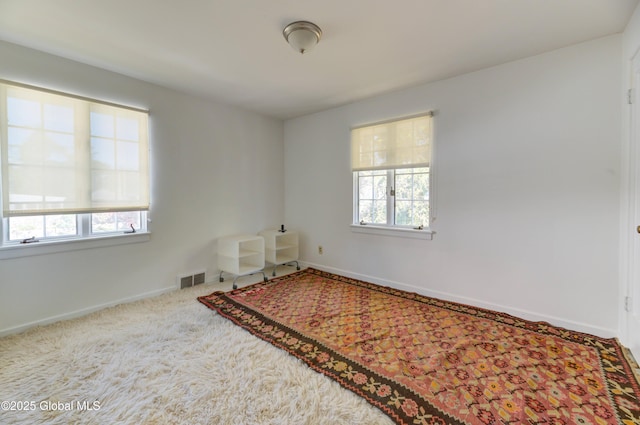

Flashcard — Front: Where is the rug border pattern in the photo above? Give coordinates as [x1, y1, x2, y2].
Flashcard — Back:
[198, 268, 640, 425]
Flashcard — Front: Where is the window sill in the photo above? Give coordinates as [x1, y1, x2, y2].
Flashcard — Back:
[349, 224, 434, 240]
[0, 231, 151, 260]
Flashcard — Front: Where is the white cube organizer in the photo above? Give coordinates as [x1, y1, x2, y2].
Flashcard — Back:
[259, 229, 300, 276]
[218, 234, 267, 289]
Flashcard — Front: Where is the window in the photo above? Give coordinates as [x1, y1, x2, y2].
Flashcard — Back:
[5, 211, 146, 242]
[352, 113, 433, 231]
[0, 80, 149, 248]
[8, 214, 77, 241]
[91, 211, 143, 234]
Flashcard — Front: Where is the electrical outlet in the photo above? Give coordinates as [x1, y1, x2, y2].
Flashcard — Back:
[318, 245, 323, 255]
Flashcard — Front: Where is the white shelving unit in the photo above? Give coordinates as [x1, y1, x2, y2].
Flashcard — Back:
[259, 229, 300, 276]
[218, 234, 267, 289]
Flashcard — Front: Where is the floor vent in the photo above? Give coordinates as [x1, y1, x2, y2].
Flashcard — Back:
[193, 272, 205, 285]
[178, 270, 206, 289]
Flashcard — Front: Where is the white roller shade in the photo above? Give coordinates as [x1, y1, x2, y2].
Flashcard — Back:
[351, 113, 432, 171]
[1, 82, 149, 216]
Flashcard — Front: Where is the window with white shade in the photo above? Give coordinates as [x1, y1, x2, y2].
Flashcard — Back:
[0, 81, 149, 249]
[352, 113, 433, 231]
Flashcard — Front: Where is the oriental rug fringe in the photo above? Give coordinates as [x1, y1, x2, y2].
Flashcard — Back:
[198, 268, 640, 425]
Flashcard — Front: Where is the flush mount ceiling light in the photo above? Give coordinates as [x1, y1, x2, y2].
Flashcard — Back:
[283, 21, 322, 54]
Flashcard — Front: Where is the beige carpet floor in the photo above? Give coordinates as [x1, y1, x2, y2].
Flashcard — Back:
[0, 274, 393, 425]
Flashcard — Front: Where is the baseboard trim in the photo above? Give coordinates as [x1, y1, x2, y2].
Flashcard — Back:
[0, 286, 176, 338]
[302, 261, 617, 339]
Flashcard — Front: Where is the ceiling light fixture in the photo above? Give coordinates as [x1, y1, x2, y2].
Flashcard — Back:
[283, 21, 322, 54]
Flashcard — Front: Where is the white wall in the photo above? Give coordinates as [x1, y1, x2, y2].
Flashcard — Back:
[0, 41, 284, 335]
[620, 3, 640, 351]
[284, 35, 622, 337]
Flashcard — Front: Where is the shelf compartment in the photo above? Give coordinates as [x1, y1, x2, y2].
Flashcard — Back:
[259, 229, 300, 276]
[217, 234, 266, 288]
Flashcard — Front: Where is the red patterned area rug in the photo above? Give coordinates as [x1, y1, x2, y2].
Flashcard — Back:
[198, 268, 640, 425]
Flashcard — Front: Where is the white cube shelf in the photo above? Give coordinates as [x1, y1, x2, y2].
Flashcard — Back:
[259, 229, 300, 276]
[218, 234, 267, 288]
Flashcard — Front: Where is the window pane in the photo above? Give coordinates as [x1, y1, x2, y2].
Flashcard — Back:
[395, 199, 429, 227]
[45, 215, 77, 237]
[91, 137, 115, 169]
[44, 133, 74, 165]
[116, 116, 139, 141]
[413, 173, 429, 200]
[373, 175, 387, 199]
[7, 128, 39, 163]
[90, 112, 114, 138]
[358, 200, 387, 224]
[357, 170, 388, 224]
[7, 97, 41, 127]
[92, 212, 117, 233]
[396, 200, 429, 227]
[359, 175, 373, 200]
[413, 201, 429, 226]
[395, 200, 413, 225]
[120, 172, 143, 201]
[359, 200, 374, 223]
[8, 216, 44, 240]
[92, 211, 142, 234]
[116, 211, 141, 231]
[393, 167, 429, 227]
[43, 103, 73, 132]
[117, 141, 140, 171]
[91, 170, 116, 202]
[373, 200, 387, 224]
[395, 174, 413, 200]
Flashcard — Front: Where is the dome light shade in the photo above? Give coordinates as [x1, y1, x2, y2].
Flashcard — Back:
[283, 21, 322, 54]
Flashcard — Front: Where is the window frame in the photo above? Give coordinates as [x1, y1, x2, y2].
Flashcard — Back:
[0, 80, 151, 258]
[0, 211, 150, 259]
[352, 168, 434, 240]
[3, 210, 148, 243]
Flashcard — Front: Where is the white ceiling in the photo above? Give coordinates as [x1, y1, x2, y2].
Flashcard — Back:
[0, 0, 638, 119]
